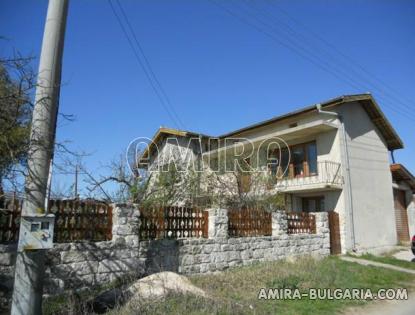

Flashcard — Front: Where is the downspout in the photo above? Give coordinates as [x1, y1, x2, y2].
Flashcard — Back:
[316, 104, 356, 252]
[197, 136, 203, 199]
[391, 150, 396, 164]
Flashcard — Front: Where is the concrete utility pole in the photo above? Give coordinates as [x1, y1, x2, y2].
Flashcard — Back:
[11, 1, 69, 314]
[74, 163, 78, 199]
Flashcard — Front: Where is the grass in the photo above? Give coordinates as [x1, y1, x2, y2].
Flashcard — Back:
[112, 256, 415, 315]
[43, 273, 138, 315]
[352, 253, 415, 271]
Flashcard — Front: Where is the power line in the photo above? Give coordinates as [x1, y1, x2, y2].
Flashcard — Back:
[115, 0, 186, 129]
[251, 0, 415, 116]
[209, 0, 414, 120]
[233, 0, 415, 118]
[108, 0, 186, 129]
[269, 1, 415, 107]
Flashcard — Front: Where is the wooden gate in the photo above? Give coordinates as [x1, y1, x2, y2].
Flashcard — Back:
[394, 189, 410, 243]
[328, 211, 341, 255]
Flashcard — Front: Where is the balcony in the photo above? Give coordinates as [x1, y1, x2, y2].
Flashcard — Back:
[274, 160, 343, 193]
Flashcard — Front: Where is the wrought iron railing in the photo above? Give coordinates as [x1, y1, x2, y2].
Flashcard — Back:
[276, 160, 343, 189]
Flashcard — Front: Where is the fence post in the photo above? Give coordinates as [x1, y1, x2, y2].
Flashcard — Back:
[207, 208, 228, 239]
[271, 210, 288, 236]
[312, 212, 329, 234]
[111, 204, 140, 247]
[312, 212, 330, 251]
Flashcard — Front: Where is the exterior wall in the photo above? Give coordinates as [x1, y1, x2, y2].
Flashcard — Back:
[143, 211, 329, 275]
[143, 100, 398, 254]
[335, 102, 397, 252]
[408, 195, 415, 238]
[316, 129, 341, 163]
[0, 205, 329, 312]
[148, 136, 200, 171]
[291, 190, 342, 213]
[0, 205, 142, 312]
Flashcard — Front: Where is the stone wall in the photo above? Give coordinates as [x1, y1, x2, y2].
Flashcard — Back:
[0, 204, 143, 312]
[0, 206, 330, 312]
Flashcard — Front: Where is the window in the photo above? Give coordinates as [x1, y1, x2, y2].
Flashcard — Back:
[270, 141, 318, 179]
[292, 145, 305, 176]
[268, 148, 290, 178]
[302, 196, 325, 212]
[307, 142, 317, 175]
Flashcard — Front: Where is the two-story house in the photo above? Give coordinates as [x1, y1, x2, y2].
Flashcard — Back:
[138, 94, 404, 254]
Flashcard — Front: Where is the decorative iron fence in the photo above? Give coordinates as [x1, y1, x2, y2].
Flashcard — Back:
[286, 212, 316, 234]
[228, 208, 272, 237]
[138, 206, 208, 240]
[48, 200, 112, 242]
[0, 196, 113, 244]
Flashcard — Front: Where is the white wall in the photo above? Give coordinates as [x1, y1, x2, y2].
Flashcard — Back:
[335, 102, 397, 252]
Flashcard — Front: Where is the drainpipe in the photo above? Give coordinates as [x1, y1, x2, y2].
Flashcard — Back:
[316, 104, 356, 252]
[391, 150, 396, 164]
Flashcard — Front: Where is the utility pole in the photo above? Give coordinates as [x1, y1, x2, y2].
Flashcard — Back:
[74, 164, 78, 199]
[11, 1, 69, 314]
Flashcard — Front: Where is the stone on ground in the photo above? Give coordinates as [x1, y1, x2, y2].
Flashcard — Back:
[127, 271, 207, 301]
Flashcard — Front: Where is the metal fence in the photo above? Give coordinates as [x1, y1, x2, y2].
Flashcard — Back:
[138, 206, 208, 240]
[228, 207, 272, 237]
[0, 195, 113, 244]
[49, 199, 112, 242]
[286, 212, 316, 234]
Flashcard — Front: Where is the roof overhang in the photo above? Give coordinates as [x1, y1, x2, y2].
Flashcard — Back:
[391, 164, 415, 192]
[203, 120, 338, 157]
[219, 94, 404, 151]
[137, 94, 404, 168]
[137, 127, 210, 168]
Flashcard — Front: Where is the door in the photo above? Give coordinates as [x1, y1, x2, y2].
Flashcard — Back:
[328, 211, 342, 255]
[302, 196, 325, 212]
[394, 189, 410, 243]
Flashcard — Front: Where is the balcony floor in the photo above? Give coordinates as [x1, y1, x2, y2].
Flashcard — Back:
[275, 181, 343, 193]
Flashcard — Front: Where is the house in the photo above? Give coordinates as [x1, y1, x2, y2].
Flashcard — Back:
[138, 93, 406, 254]
[391, 164, 415, 242]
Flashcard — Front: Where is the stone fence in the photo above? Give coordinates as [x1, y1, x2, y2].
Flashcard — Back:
[0, 205, 330, 312]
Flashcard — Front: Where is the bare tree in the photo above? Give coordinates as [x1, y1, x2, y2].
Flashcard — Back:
[0, 52, 35, 195]
[202, 151, 286, 210]
[0, 48, 79, 199]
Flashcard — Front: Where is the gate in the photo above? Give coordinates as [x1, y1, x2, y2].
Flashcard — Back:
[393, 189, 410, 243]
[328, 211, 341, 255]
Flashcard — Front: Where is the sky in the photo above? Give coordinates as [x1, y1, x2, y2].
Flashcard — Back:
[1, 0, 414, 196]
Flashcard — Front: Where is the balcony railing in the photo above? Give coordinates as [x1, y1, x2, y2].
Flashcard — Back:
[275, 160, 343, 189]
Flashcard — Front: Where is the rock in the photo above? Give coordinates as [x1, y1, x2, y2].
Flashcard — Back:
[126, 271, 207, 301]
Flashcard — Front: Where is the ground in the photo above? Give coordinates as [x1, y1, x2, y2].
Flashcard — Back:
[393, 249, 415, 263]
[106, 255, 415, 315]
[43, 251, 415, 315]
[339, 248, 415, 315]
